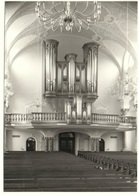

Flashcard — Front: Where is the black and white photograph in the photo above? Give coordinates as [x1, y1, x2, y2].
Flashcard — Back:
[1, 0, 138, 193]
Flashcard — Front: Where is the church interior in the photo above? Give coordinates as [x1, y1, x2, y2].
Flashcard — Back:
[4, 1, 137, 192]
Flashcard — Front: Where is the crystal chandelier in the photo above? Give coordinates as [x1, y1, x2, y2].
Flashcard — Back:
[35, 1, 101, 32]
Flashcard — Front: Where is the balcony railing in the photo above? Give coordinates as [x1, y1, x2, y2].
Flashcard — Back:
[5, 113, 32, 123]
[5, 112, 136, 127]
[5, 112, 66, 124]
[92, 113, 119, 123]
[119, 116, 136, 127]
[32, 112, 66, 122]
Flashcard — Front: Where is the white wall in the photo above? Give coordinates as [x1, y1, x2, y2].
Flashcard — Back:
[124, 130, 136, 151]
[79, 133, 90, 151]
[7, 130, 132, 153]
[7, 130, 44, 151]
[94, 52, 121, 115]
[102, 132, 123, 151]
[8, 42, 42, 113]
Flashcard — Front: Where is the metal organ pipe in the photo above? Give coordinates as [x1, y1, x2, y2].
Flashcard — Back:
[65, 53, 77, 93]
[44, 39, 59, 94]
[82, 42, 99, 95]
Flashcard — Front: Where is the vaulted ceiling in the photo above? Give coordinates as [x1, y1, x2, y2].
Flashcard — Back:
[5, 1, 137, 73]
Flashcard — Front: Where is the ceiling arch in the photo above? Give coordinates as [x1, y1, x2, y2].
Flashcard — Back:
[5, 1, 137, 73]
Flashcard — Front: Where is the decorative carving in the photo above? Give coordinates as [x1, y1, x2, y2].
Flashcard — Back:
[92, 34, 102, 43]
[65, 53, 77, 62]
[4, 73, 14, 109]
[104, 14, 115, 24]
[45, 130, 54, 137]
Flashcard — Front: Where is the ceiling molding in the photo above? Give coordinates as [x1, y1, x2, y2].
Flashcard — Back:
[9, 38, 38, 69]
[100, 43, 121, 73]
[5, 2, 35, 32]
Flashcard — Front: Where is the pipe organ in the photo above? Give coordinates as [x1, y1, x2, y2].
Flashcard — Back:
[43, 39, 99, 124]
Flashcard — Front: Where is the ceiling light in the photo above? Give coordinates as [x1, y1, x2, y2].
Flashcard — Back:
[35, 1, 101, 32]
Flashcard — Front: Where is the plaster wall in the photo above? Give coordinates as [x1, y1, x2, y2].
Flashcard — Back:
[101, 132, 123, 151]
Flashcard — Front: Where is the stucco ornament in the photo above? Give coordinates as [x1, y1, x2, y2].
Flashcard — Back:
[4, 73, 14, 109]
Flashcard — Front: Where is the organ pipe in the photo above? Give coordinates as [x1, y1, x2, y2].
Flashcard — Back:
[82, 42, 99, 95]
[44, 39, 59, 94]
[65, 53, 77, 93]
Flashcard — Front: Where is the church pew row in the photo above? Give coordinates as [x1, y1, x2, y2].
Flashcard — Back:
[78, 151, 137, 178]
[4, 151, 137, 192]
[4, 178, 137, 192]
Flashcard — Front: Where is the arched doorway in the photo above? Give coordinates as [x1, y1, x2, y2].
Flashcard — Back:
[59, 132, 75, 154]
[26, 137, 36, 151]
[99, 138, 105, 151]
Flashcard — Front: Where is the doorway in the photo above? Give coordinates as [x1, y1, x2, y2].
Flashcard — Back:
[59, 132, 75, 154]
[26, 137, 36, 151]
[99, 138, 105, 151]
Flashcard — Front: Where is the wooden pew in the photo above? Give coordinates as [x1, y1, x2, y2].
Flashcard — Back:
[78, 151, 137, 178]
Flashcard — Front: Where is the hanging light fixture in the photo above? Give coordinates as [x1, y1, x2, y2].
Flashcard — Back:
[35, 1, 101, 32]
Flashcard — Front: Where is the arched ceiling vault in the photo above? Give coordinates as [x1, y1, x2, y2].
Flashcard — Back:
[5, 1, 137, 73]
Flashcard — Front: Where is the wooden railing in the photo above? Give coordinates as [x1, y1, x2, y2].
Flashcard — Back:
[5, 112, 136, 126]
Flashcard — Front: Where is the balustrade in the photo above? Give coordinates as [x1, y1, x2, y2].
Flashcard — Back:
[5, 112, 136, 127]
[5, 113, 32, 123]
[91, 113, 119, 123]
[120, 116, 136, 126]
[32, 112, 66, 122]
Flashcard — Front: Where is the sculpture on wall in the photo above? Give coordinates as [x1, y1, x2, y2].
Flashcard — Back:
[4, 73, 14, 110]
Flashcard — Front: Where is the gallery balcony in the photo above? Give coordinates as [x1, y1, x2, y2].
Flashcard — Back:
[5, 112, 136, 131]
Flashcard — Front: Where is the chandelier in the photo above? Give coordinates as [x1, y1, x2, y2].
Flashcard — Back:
[35, 1, 101, 32]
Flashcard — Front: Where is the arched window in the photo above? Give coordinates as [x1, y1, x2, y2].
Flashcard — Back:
[26, 137, 36, 151]
[99, 138, 105, 151]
